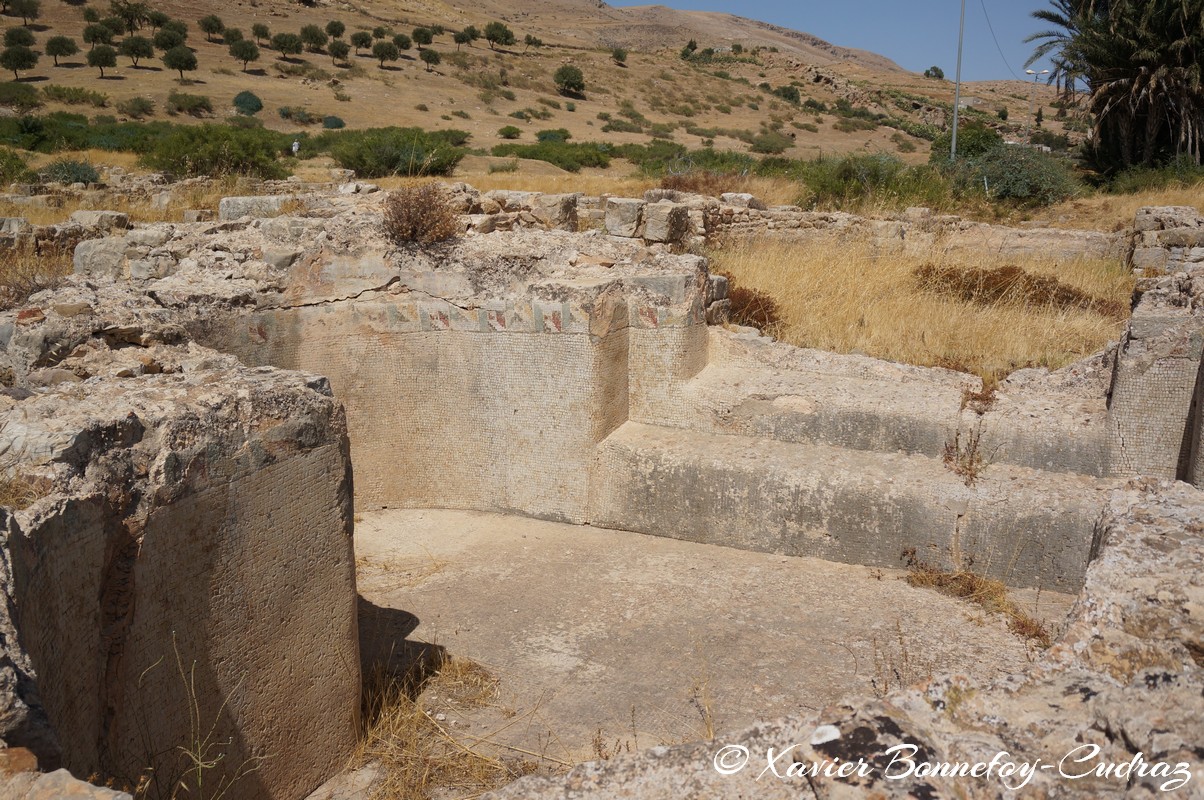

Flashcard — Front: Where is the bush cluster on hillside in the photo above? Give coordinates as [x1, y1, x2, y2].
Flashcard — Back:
[326, 127, 467, 177]
[141, 124, 290, 179]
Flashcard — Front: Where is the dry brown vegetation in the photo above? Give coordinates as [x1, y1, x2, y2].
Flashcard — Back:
[902, 549, 1053, 647]
[1046, 183, 1204, 231]
[0, 472, 49, 510]
[0, 242, 73, 311]
[710, 237, 1134, 377]
[356, 657, 548, 799]
[383, 183, 460, 245]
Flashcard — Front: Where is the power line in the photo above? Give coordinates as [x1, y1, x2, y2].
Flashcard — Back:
[978, 0, 1023, 80]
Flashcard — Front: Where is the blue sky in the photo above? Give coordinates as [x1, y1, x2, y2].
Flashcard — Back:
[606, 0, 1058, 82]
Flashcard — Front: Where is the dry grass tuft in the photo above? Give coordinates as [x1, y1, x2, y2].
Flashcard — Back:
[356, 657, 537, 800]
[942, 425, 990, 486]
[708, 237, 1133, 377]
[902, 549, 1052, 647]
[1045, 183, 1204, 232]
[0, 472, 49, 510]
[0, 242, 73, 310]
[382, 183, 460, 246]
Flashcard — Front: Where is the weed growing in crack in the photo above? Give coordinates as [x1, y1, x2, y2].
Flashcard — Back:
[943, 424, 990, 486]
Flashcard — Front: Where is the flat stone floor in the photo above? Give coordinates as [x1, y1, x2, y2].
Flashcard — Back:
[353, 508, 1074, 765]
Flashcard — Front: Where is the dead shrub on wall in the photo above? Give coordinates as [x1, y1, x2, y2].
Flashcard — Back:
[382, 183, 460, 245]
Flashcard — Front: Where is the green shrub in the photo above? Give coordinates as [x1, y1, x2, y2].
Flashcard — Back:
[232, 90, 262, 116]
[749, 130, 792, 154]
[536, 128, 570, 143]
[327, 127, 466, 177]
[142, 123, 289, 178]
[965, 145, 1077, 207]
[0, 81, 40, 112]
[165, 90, 211, 117]
[39, 158, 100, 184]
[930, 121, 1002, 162]
[498, 125, 521, 139]
[0, 146, 27, 183]
[787, 153, 956, 211]
[114, 95, 152, 118]
[322, 115, 344, 129]
[487, 158, 518, 174]
[490, 140, 610, 172]
[1106, 155, 1204, 194]
[278, 106, 318, 125]
[41, 84, 108, 107]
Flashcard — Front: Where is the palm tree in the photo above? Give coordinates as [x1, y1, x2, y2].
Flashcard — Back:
[1027, 0, 1204, 169]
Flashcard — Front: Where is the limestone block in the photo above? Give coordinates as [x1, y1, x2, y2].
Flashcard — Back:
[20, 769, 130, 799]
[72, 237, 129, 278]
[124, 226, 171, 249]
[181, 209, 213, 224]
[1157, 228, 1204, 248]
[604, 197, 644, 237]
[0, 218, 28, 236]
[719, 192, 768, 210]
[67, 211, 129, 232]
[217, 195, 294, 221]
[484, 190, 537, 212]
[1130, 246, 1169, 272]
[531, 193, 579, 231]
[262, 246, 302, 269]
[1134, 205, 1200, 232]
[641, 202, 689, 243]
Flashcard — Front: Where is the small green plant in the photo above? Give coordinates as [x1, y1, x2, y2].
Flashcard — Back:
[232, 90, 263, 116]
[116, 95, 154, 118]
[487, 158, 518, 174]
[382, 182, 459, 244]
[165, 90, 212, 117]
[39, 157, 99, 184]
[497, 125, 521, 139]
[42, 84, 108, 106]
[536, 127, 570, 142]
[278, 105, 318, 124]
[322, 114, 344, 129]
[611, 47, 627, 65]
[0, 81, 40, 111]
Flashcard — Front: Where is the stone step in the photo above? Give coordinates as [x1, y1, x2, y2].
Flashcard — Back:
[652, 361, 1108, 476]
[589, 422, 1118, 592]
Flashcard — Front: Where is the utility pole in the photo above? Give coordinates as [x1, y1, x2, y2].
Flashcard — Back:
[950, 0, 966, 161]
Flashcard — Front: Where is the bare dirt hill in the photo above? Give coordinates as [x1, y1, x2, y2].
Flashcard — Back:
[0, 0, 1073, 168]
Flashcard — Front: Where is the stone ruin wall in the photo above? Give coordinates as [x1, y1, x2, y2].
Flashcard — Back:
[0, 349, 360, 799]
[0, 181, 1200, 798]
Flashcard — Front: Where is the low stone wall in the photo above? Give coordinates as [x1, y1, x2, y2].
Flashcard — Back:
[0, 346, 359, 800]
[447, 183, 1125, 262]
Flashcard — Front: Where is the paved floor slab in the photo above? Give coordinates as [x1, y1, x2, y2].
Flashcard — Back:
[354, 509, 1073, 765]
